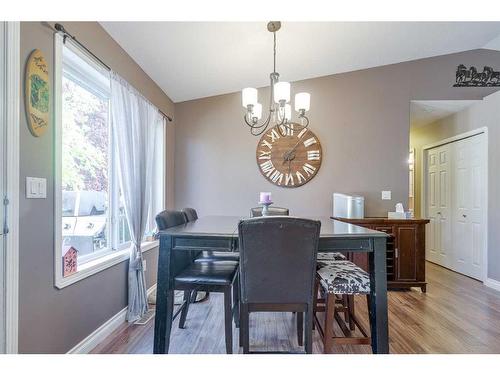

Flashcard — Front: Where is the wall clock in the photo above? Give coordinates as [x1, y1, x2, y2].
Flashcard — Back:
[25, 49, 49, 137]
[256, 125, 322, 187]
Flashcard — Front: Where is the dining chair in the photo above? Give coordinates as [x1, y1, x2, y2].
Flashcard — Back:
[238, 216, 321, 353]
[182, 208, 239, 263]
[314, 259, 372, 353]
[250, 206, 289, 217]
[155, 210, 240, 354]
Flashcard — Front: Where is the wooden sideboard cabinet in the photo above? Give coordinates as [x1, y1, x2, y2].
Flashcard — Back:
[332, 217, 430, 292]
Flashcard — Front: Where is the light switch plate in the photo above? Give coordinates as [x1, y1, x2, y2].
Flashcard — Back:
[381, 190, 392, 200]
[26, 177, 47, 199]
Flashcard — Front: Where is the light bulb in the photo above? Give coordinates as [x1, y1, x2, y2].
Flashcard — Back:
[274, 82, 290, 104]
[242, 87, 258, 108]
[295, 92, 310, 112]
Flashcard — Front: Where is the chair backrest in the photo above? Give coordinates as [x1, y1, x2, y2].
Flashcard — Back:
[182, 207, 198, 222]
[155, 209, 188, 230]
[250, 206, 289, 217]
[238, 217, 321, 304]
[155, 210, 191, 275]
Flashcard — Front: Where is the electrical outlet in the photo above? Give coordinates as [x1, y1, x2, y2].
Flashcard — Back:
[381, 190, 392, 200]
[142, 259, 147, 272]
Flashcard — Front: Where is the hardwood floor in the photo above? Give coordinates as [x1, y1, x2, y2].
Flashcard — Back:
[91, 262, 500, 354]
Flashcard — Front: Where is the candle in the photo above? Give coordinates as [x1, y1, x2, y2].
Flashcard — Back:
[259, 192, 272, 203]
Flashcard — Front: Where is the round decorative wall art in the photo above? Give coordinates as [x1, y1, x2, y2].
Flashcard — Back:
[256, 125, 322, 188]
[25, 49, 49, 137]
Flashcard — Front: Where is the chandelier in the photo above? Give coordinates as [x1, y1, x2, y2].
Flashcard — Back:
[242, 21, 311, 136]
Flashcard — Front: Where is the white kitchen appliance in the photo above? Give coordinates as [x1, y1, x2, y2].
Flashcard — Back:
[333, 193, 365, 219]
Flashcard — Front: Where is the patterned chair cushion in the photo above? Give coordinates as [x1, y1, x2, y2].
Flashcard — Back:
[317, 252, 346, 261]
[317, 260, 370, 295]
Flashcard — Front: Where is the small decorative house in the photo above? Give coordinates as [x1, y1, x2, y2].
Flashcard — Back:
[62, 246, 78, 277]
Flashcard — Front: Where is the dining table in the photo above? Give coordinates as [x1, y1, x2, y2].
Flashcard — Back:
[153, 215, 389, 354]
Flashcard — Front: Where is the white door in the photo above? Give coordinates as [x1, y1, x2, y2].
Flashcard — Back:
[0, 22, 6, 353]
[425, 144, 452, 268]
[451, 135, 486, 279]
[425, 133, 486, 280]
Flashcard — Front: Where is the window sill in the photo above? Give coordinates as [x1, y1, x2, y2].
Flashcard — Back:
[55, 240, 159, 289]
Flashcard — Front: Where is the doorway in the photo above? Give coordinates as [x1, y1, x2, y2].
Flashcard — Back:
[0, 21, 20, 354]
[409, 100, 488, 282]
[423, 131, 487, 280]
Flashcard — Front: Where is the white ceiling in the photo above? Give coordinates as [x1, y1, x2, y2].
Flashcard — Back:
[100, 22, 500, 103]
[410, 100, 479, 128]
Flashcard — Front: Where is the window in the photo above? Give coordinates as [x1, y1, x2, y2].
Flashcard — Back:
[60, 39, 115, 265]
[54, 34, 166, 288]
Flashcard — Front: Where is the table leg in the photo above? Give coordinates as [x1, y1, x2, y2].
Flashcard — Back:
[153, 235, 174, 354]
[368, 237, 389, 354]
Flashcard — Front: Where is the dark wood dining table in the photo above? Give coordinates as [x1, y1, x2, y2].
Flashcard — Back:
[153, 215, 389, 354]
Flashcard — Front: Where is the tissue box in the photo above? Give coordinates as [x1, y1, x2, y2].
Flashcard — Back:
[388, 211, 406, 219]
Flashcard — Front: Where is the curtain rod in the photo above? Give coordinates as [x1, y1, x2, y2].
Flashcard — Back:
[52, 22, 173, 122]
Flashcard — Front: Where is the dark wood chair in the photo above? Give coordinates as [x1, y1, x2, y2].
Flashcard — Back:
[182, 208, 239, 263]
[250, 206, 289, 217]
[238, 216, 321, 353]
[314, 260, 372, 353]
[155, 210, 239, 354]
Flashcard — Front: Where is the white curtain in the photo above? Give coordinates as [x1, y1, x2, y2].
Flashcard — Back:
[110, 72, 161, 321]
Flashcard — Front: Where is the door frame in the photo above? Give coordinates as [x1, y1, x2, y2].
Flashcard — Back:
[1, 21, 20, 354]
[421, 127, 488, 282]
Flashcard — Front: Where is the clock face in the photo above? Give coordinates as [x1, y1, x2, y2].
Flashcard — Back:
[256, 124, 322, 188]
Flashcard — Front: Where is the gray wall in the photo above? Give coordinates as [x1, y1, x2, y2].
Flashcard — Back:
[174, 49, 500, 278]
[19, 22, 174, 353]
[410, 91, 500, 280]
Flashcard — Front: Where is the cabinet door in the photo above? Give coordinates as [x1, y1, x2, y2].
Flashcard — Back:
[396, 225, 417, 281]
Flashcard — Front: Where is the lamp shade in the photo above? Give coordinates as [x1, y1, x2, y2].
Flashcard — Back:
[295, 92, 310, 112]
[274, 82, 290, 103]
[242, 87, 258, 108]
[284, 104, 291, 121]
[252, 103, 262, 119]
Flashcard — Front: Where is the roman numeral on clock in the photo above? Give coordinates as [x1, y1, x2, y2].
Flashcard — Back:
[296, 171, 306, 183]
[303, 137, 317, 147]
[303, 163, 316, 177]
[260, 160, 275, 176]
[261, 139, 273, 150]
[269, 170, 284, 185]
[285, 173, 294, 186]
[307, 150, 320, 160]
[267, 128, 281, 143]
[297, 127, 308, 139]
[258, 149, 272, 160]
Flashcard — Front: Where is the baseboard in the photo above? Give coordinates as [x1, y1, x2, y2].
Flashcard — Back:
[67, 284, 157, 354]
[484, 278, 500, 292]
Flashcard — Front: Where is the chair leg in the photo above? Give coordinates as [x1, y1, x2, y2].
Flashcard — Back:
[178, 290, 191, 329]
[232, 274, 240, 328]
[223, 289, 233, 354]
[347, 295, 355, 331]
[304, 304, 314, 354]
[323, 292, 336, 354]
[312, 278, 319, 330]
[240, 303, 250, 353]
[296, 312, 304, 346]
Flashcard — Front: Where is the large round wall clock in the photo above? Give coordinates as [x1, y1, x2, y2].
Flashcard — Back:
[256, 125, 322, 187]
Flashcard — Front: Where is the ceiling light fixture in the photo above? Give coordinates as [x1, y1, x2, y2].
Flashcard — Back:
[242, 21, 311, 136]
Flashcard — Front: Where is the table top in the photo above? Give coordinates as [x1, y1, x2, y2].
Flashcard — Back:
[158, 215, 388, 238]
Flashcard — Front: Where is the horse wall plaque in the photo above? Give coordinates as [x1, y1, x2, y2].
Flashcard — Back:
[454, 65, 500, 87]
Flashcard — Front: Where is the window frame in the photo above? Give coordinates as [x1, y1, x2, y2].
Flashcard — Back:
[53, 33, 162, 289]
